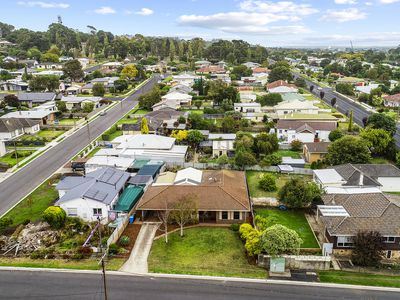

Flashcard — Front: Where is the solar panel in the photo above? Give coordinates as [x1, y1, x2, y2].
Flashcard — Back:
[83, 188, 108, 202]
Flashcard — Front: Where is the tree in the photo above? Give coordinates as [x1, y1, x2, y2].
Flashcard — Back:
[256, 93, 283, 106]
[170, 195, 198, 237]
[216, 154, 229, 165]
[29, 75, 59, 91]
[171, 130, 188, 142]
[331, 97, 337, 107]
[310, 85, 314, 92]
[157, 200, 172, 243]
[120, 64, 138, 81]
[352, 231, 384, 267]
[336, 83, 355, 96]
[290, 140, 303, 151]
[261, 224, 303, 256]
[92, 83, 105, 97]
[367, 113, 397, 136]
[221, 116, 236, 133]
[141, 117, 149, 134]
[56, 100, 67, 113]
[360, 128, 392, 156]
[187, 130, 204, 150]
[253, 133, 279, 156]
[320, 91, 325, 99]
[328, 129, 344, 142]
[138, 87, 161, 110]
[41, 52, 59, 62]
[260, 153, 282, 166]
[348, 110, 354, 132]
[259, 173, 277, 192]
[278, 177, 321, 208]
[4, 94, 19, 107]
[82, 102, 94, 113]
[62, 59, 84, 82]
[43, 206, 66, 229]
[235, 150, 257, 168]
[239, 223, 254, 240]
[326, 136, 371, 165]
[194, 100, 202, 109]
[114, 79, 128, 93]
[230, 65, 252, 80]
[358, 93, 370, 103]
[294, 77, 306, 88]
[207, 80, 237, 105]
[268, 66, 292, 83]
[244, 228, 262, 256]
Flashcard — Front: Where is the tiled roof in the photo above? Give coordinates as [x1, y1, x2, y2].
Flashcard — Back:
[276, 120, 337, 132]
[384, 93, 400, 103]
[267, 80, 297, 89]
[304, 142, 330, 153]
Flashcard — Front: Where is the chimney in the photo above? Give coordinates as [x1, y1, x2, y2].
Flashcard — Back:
[359, 173, 364, 186]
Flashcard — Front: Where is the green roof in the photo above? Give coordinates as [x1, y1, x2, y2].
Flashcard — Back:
[114, 186, 144, 212]
[131, 159, 150, 169]
[281, 93, 305, 102]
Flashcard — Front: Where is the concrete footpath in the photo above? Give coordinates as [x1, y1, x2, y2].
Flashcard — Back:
[120, 222, 160, 273]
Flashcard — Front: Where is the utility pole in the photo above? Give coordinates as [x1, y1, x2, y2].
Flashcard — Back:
[86, 120, 91, 142]
[101, 258, 108, 300]
[13, 140, 18, 167]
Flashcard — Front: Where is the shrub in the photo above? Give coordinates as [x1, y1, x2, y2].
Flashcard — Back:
[254, 215, 277, 231]
[261, 224, 303, 256]
[244, 229, 262, 256]
[290, 140, 303, 151]
[230, 224, 240, 232]
[328, 129, 344, 142]
[43, 206, 67, 229]
[258, 173, 277, 192]
[216, 154, 229, 165]
[0, 217, 12, 231]
[119, 235, 130, 246]
[239, 223, 253, 240]
[108, 243, 120, 255]
[261, 153, 282, 166]
[278, 178, 321, 208]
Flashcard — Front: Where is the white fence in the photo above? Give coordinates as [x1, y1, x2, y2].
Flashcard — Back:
[106, 214, 130, 247]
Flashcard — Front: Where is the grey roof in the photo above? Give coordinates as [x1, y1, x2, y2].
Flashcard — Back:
[17, 92, 56, 103]
[333, 164, 400, 187]
[56, 167, 130, 205]
[276, 120, 337, 132]
[0, 118, 39, 133]
[128, 175, 153, 185]
[131, 108, 185, 131]
[304, 142, 330, 153]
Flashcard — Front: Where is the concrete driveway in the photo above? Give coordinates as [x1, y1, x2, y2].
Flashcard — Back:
[120, 222, 160, 274]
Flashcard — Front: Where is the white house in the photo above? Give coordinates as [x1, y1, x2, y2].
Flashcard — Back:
[234, 103, 263, 122]
[383, 93, 400, 108]
[77, 58, 90, 69]
[1, 109, 56, 125]
[355, 84, 380, 95]
[61, 96, 102, 111]
[276, 119, 337, 144]
[85, 156, 135, 173]
[0, 118, 40, 140]
[208, 133, 236, 157]
[243, 62, 260, 69]
[239, 92, 257, 103]
[268, 86, 299, 94]
[152, 92, 192, 111]
[55, 167, 130, 223]
[272, 100, 319, 117]
[172, 73, 199, 86]
[314, 164, 400, 193]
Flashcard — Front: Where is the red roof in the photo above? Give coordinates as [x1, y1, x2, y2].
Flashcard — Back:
[252, 67, 270, 74]
[383, 93, 400, 103]
[266, 80, 296, 90]
[197, 66, 226, 74]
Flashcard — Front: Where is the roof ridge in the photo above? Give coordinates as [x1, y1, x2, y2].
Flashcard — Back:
[219, 171, 250, 210]
[138, 185, 171, 207]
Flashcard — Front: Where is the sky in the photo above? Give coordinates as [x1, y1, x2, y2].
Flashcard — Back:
[1, 0, 400, 47]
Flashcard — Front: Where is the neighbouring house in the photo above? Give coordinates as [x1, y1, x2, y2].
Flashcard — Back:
[195, 60, 212, 68]
[239, 91, 257, 103]
[196, 65, 226, 74]
[0, 109, 56, 125]
[337, 77, 365, 86]
[314, 164, 400, 192]
[127, 174, 154, 190]
[355, 84, 380, 95]
[169, 84, 193, 94]
[102, 61, 123, 72]
[2, 56, 16, 63]
[267, 80, 298, 94]
[85, 156, 135, 173]
[36, 62, 63, 70]
[103, 134, 188, 164]
[0, 118, 40, 141]
[60, 96, 102, 111]
[243, 62, 260, 69]
[281, 157, 306, 168]
[276, 119, 337, 144]
[0, 79, 29, 91]
[209, 133, 236, 157]
[383, 93, 400, 107]
[252, 67, 270, 74]
[81, 77, 119, 93]
[136, 169, 251, 224]
[234, 103, 263, 122]
[303, 142, 330, 163]
[317, 192, 400, 259]
[55, 167, 130, 222]
[65, 84, 83, 95]
[35, 70, 63, 77]
[152, 92, 192, 111]
[172, 73, 199, 86]
[281, 93, 306, 102]
[77, 58, 90, 69]
[272, 100, 319, 117]
[17, 92, 56, 108]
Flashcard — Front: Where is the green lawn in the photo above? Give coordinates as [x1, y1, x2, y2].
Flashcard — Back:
[133, 109, 150, 115]
[183, 109, 204, 115]
[0, 257, 125, 271]
[275, 150, 301, 158]
[148, 227, 266, 279]
[319, 271, 400, 288]
[36, 129, 65, 140]
[117, 118, 138, 125]
[108, 130, 123, 141]
[0, 150, 35, 167]
[246, 171, 311, 198]
[255, 208, 319, 248]
[86, 147, 101, 158]
[2, 177, 59, 226]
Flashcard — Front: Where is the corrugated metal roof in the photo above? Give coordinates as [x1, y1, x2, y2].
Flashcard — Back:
[114, 186, 144, 212]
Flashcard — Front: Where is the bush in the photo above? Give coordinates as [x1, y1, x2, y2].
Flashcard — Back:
[290, 140, 303, 151]
[0, 217, 12, 231]
[261, 224, 303, 256]
[108, 243, 120, 255]
[261, 153, 282, 166]
[230, 224, 240, 232]
[328, 129, 344, 142]
[278, 178, 321, 208]
[216, 154, 229, 165]
[119, 235, 130, 246]
[239, 223, 253, 240]
[42, 206, 67, 229]
[244, 229, 262, 256]
[258, 173, 277, 192]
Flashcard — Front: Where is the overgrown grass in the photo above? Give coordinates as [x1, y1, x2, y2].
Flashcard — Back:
[318, 271, 400, 288]
[0, 257, 125, 271]
[2, 177, 59, 226]
[255, 208, 319, 248]
[148, 227, 266, 279]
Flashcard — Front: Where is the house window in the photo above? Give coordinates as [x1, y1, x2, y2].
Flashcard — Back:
[233, 212, 240, 220]
[67, 208, 78, 216]
[93, 208, 102, 216]
[337, 236, 354, 247]
[221, 211, 228, 220]
[383, 236, 396, 243]
[386, 250, 392, 259]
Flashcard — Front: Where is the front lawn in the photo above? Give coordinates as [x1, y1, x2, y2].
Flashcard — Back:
[2, 176, 59, 226]
[0, 150, 35, 167]
[58, 118, 82, 125]
[36, 129, 65, 140]
[255, 208, 319, 248]
[148, 227, 266, 278]
[246, 171, 311, 198]
[133, 108, 150, 115]
[318, 271, 400, 288]
[117, 118, 138, 125]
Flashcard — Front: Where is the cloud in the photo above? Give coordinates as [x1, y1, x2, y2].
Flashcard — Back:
[379, 0, 400, 4]
[94, 6, 116, 15]
[135, 8, 154, 16]
[17, 1, 69, 8]
[334, 0, 357, 4]
[320, 8, 367, 22]
[178, 1, 317, 35]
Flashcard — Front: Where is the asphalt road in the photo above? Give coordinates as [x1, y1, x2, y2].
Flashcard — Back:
[0, 270, 398, 300]
[0, 76, 159, 216]
[294, 73, 400, 147]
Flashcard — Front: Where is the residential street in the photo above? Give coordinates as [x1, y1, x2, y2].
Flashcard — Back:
[0, 76, 159, 216]
[0, 270, 398, 300]
[294, 74, 400, 148]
